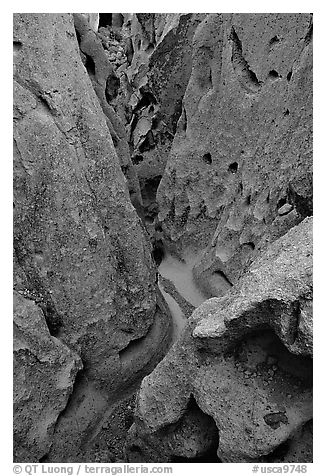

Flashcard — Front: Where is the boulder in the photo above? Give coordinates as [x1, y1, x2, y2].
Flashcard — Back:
[13, 291, 82, 462]
[126, 218, 313, 462]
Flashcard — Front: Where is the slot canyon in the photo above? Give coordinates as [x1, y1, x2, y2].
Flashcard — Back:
[13, 13, 313, 463]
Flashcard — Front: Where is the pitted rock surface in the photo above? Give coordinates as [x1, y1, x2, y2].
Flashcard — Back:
[126, 218, 312, 462]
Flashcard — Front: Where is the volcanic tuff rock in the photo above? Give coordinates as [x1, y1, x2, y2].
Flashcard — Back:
[157, 13, 313, 287]
[13, 291, 82, 462]
[13, 12, 313, 464]
[72, 13, 143, 215]
[100, 14, 205, 229]
[126, 217, 313, 462]
[125, 14, 205, 179]
[13, 13, 172, 460]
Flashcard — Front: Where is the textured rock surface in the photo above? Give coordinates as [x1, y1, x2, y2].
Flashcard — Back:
[13, 12, 313, 464]
[100, 14, 205, 229]
[127, 14, 204, 179]
[13, 291, 82, 462]
[157, 13, 313, 288]
[72, 13, 143, 214]
[13, 12, 166, 389]
[13, 13, 172, 461]
[126, 218, 313, 462]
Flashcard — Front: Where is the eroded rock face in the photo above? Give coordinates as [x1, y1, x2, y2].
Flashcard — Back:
[13, 12, 313, 464]
[101, 14, 205, 229]
[13, 11, 170, 402]
[157, 14, 312, 286]
[13, 291, 82, 462]
[126, 218, 313, 462]
[72, 13, 143, 214]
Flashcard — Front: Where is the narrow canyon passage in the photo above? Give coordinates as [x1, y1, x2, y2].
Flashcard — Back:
[13, 12, 313, 465]
[158, 251, 209, 341]
[159, 252, 207, 308]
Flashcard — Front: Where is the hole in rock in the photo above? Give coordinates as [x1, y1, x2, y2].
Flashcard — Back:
[287, 71, 292, 81]
[203, 153, 212, 165]
[169, 396, 220, 462]
[39, 301, 63, 336]
[268, 70, 281, 80]
[181, 107, 187, 132]
[111, 134, 118, 148]
[228, 162, 238, 174]
[146, 43, 155, 54]
[269, 35, 280, 46]
[99, 13, 112, 28]
[84, 54, 96, 76]
[13, 40, 23, 52]
[39, 454, 50, 463]
[244, 241, 255, 250]
[284, 109, 290, 116]
[38, 95, 52, 112]
[277, 197, 287, 209]
[245, 194, 251, 205]
[131, 154, 144, 165]
[234, 328, 312, 387]
[146, 215, 154, 224]
[134, 90, 157, 113]
[152, 240, 165, 266]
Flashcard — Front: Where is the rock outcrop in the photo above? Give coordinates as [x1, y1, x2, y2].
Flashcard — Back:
[96, 14, 205, 228]
[72, 13, 144, 215]
[126, 218, 313, 462]
[13, 13, 172, 461]
[13, 291, 82, 462]
[13, 12, 313, 464]
[157, 13, 313, 288]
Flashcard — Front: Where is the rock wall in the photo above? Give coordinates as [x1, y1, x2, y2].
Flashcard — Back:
[13, 12, 313, 464]
[13, 291, 82, 462]
[157, 13, 312, 287]
[126, 218, 313, 462]
[72, 13, 143, 215]
[13, 13, 172, 462]
[96, 14, 205, 228]
[125, 13, 313, 463]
